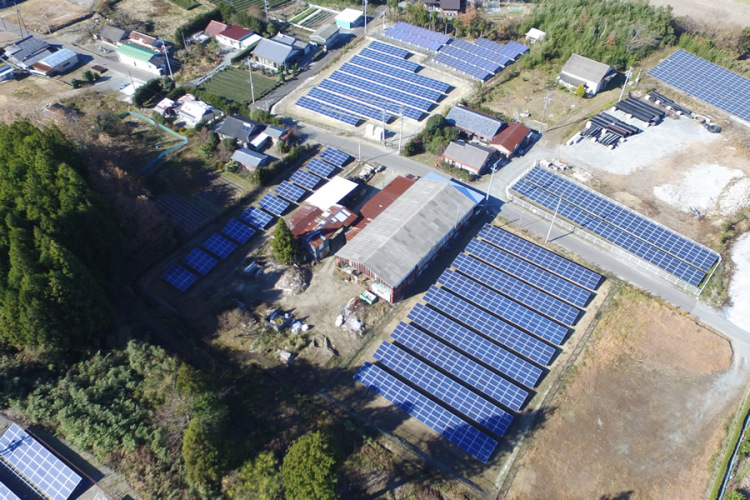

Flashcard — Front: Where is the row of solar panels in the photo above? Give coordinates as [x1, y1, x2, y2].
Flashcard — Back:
[355, 225, 602, 462]
[384, 21, 452, 51]
[162, 148, 351, 292]
[511, 166, 720, 287]
[434, 37, 529, 81]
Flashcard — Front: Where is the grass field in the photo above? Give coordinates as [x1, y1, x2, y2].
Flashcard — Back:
[215, 0, 288, 10]
[199, 67, 278, 104]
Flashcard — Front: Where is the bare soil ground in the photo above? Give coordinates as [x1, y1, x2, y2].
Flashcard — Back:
[505, 286, 748, 499]
[111, 0, 210, 40]
[649, 0, 750, 28]
[0, 76, 79, 123]
[0, 0, 89, 33]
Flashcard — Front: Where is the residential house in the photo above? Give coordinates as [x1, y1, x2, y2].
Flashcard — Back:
[525, 27, 546, 44]
[128, 31, 164, 52]
[154, 97, 175, 116]
[289, 204, 358, 260]
[216, 115, 262, 148]
[263, 125, 291, 145]
[0, 64, 14, 82]
[440, 140, 494, 175]
[310, 24, 340, 51]
[215, 25, 255, 50]
[117, 43, 166, 75]
[252, 34, 307, 71]
[335, 8, 363, 29]
[30, 48, 79, 76]
[231, 148, 269, 171]
[204, 20, 228, 37]
[490, 122, 533, 158]
[423, 0, 461, 17]
[176, 95, 222, 128]
[445, 105, 506, 143]
[558, 53, 617, 96]
[98, 25, 129, 46]
[5, 36, 52, 69]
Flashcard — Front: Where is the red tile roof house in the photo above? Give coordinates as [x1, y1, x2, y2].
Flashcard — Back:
[289, 204, 359, 260]
[204, 20, 228, 37]
[490, 122, 533, 158]
[215, 25, 255, 50]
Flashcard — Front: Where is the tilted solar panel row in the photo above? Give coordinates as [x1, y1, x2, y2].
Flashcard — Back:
[452, 253, 580, 326]
[525, 167, 718, 272]
[368, 40, 410, 59]
[320, 147, 352, 166]
[183, 248, 217, 275]
[392, 322, 528, 412]
[204, 233, 238, 258]
[275, 180, 307, 203]
[296, 96, 360, 126]
[240, 206, 273, 230]
[408, 304, 542, 388]
[374, 341, 514, 437]
[352, 53, 450, 93]
[450, 38, 511, 67]
[439, 44, 501, 73]
[319, 79, 424, 121]
[340, 62, 443, 102]
[221, 218, 255, 244]
[330, 71, 433, 112]
[305, 158, 336, 178]
[438, 269, 568, 346]
[354, 362, 497, 462]
[290, 169, 322, 190]
[434, 53, 491, 80]
[512, 179, 707, 286]
[466, 239, 592, 308]
[163, 264, 197, 292]
[479, 224, 602, 290]
[360, 47, 420, 72]
[424, 286, 556, 366]
[258, 193, 291, 216]
[308, 88, 395, 123]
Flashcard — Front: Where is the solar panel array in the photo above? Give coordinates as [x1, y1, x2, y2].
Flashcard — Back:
[360, 47, 420, 72]
[434, 37, 528, 81]
[374, 342, 514, 437]
[320, 147, 352, 166]
[0, 423, 82, 500]
[258, 193, 290, 216]
[384, 22, 452, 51]
[275, 180, 306, 203]
[290, 169, 321, 191]
[648, 49, 750, 123]
[203, 233, 237, 259]
[162, 264, 197, 292]
[221, 218, 255, 244]
[296, 96, 360, 126]
[183, 248, 217, 275]
[241, 206, 274, 230]
[305, 158, 336, 178]
[0, 481, 20, 500]
[354, 362, 498, 462]
[512, 166, 719, 286]
[319, 78, 424, 121]
[369, 40, 410, 58]
[308, 88, 394, 123]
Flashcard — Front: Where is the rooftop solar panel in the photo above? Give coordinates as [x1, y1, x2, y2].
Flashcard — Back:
[479, 225, 602, 290]
[391, 322, 528, 412]
[305, 158, 336, 178]
[275, 180, 307, 203]
[290, 169, 322, 191]
[408, 304, 543, 388]
[296, 96, 361, 126]
[369, 40, 410, 59]
[648, 50, 750, 123]
[0, 423, 82, 500]
[240, 206, 273, 230]
[466, 239, 592, 308]
[162, 264, 198, 292]
[438, 270, 568, 346]
[221, 218, 256, 244]
[354, 362, 497, 462]
[258, 193, 291, 216]
[424, 286, 555, 366]
[320, 147, 352, 167]
[374, 342, 514, 437]
[453, 253, 580, 326]
[183, 248, 217, 275]
[202, 233, 237, 259]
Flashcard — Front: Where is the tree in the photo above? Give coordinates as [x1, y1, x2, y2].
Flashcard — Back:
[575, 83, 586, 98]
[281, 431, 337, 500]
[226, 452, 282, 500]
[424, 114, 446, 136]
[278, 67, 286, 83]
[183, 417, 225, 491]
[271, 219, 299, 265]
[199, 131, 220, 157]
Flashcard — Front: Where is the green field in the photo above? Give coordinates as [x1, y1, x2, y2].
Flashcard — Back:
[214, 0, 288, 10]
[199, 67, 278, 104]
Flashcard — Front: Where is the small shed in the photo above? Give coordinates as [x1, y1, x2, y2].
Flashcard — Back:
[558, 53, 617, 96]
[525, 27, 546, 44]
[445, 105, 506, 143]
[0, 64, 14, 82]
[30, 48, 79, 76]
[336, 8, 363, 29]
[440, 141, 495, 175]
[99, 25, 129, 46]
[231, 148, 269, 171]
[490, 122, 533, 157]
[306, 176, 358, 210]
[310, 24, 340, 50]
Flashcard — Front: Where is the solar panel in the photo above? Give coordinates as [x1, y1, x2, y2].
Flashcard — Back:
[240, 206, 273, 230]
[479, 225, 602, 290]
[374, 342, 514, 437]
[202, 233, 237, 259]
[450, 38, 511, 67]
[424, 286, 555, 366]
[369, 40, 410, 59]
[434, 53, 491, 80]
[0, 481, 20, 500]
[305, 158, 336, 178]
[162, 264, 197, 292]
[348, 55, 449, 93]
[258, 193, 290, 216]
[320, 147, 352, 167]
[308, 88, 395, 122]
[290, 169, 322, 190]
[0, 423, 82, 500]
[330, 70, 433, 112]
[220, 219, 255, 244]
[354, 362, 497, 462]
[275, 180, 307, 203]
[466, 239, 592, 308]
[453, 253, 580, 326]
[384, 22, 451, 51]
[438, 270, 568, 346]
[296, 96, 361, 126]
[360, 47, 420, 72]
[183, 248, 217, 275]
[648, 49, 750, 123]
[391, 322, 528, 412]
[408, 304, 542, 388]
[439, 45, 501, 73]
[340, 63, 442, 102]
[319, 78, 425, 121]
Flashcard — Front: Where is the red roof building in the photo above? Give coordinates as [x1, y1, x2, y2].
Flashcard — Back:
[490, 122, 533, 157]
[289, 204, 359, 260]
[205, 20, 228, 37]
[347, 175, 417, 241]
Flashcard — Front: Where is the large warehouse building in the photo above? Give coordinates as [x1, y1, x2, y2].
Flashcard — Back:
[335, 174, 483, 302]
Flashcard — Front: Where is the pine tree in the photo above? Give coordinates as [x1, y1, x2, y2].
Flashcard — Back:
[271, 219, 299, 264]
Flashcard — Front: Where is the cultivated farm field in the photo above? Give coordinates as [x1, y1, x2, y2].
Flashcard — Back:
[199, 67, 278, 104]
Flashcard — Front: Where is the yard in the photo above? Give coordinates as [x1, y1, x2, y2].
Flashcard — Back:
[199, 67, 278, 105]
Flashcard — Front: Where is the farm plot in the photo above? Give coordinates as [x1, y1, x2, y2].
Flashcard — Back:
[215, 0, 288, 10]
[300, 10, 335, 30]
[505, 287, 749, 499]
[199, 67, 278, 104]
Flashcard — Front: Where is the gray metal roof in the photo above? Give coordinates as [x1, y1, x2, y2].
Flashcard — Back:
[441, 141, 493, 170]
[253, 38, 298, 65]
[263, 125, 288, 139]
[7, 36, 49, 63]
[216, 115, 261, 143]
[311, 24, 339, 44]
[445, 105, 505, 139]
[35, 48, 78, 69]
[99, 25, 129, 43]
[336, 178, 478, 288]
[231, 148, 268, 168]
[560, 53, 614, 85]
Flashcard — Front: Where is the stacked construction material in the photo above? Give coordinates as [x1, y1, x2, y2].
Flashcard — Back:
[581, 112, 640, 148]
[614, 97, 665, 125]
[644, 91, 693, 117]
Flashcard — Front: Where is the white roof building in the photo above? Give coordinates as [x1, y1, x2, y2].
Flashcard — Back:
[306, 176, 358, 210]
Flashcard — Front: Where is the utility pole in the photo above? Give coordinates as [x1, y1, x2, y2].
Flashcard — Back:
[542, 92, 551, 129]
[618, 66, 633, 102]
[162, 43, 174, 80]
[182, 32, 189, 53]
[363, 0, 368, 35]
[484, 163, 497, 204]
[264, 0, 270, 24]
[545, 196, 562, 243]
[398, 107, 403, 153]
[248, 64, 255, 104]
